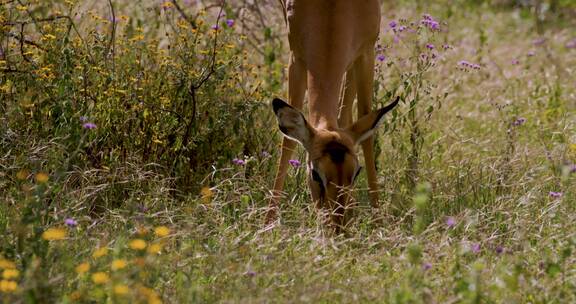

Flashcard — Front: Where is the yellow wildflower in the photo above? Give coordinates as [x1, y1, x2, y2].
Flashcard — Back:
[201, 187, 213, 203]
[91, 272, 109, 284]
[75, 262, 90, 274]
[147, 243, 162, 255]
[161, 1, 174, 9]
[129, 239, 147, 250]
[129, 34, 145, 42]
[114, 284, 130, 295]
[0, 259, 15, 269]
[92, 247, 108, 259]
[2, 269, 19, 279]
[0, 280, 17, 293]
[68, 291, 82, 301]
[16, 169, 29, 180]
[42, 34, 57, 41]
[35, 172, 49, 183]
[149, 294, 163, 304]
[111, 259, 127, 271]
[154, 226, 170, 237]
[42, 228, 66, 241]
[137, 226, 148, 236]
[137, 285, 161, 303]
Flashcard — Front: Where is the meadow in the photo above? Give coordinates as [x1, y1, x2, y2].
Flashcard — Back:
[1, 0, 575, 303]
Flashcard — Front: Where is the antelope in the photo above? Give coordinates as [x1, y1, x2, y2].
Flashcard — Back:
[267, 0, 399, 231]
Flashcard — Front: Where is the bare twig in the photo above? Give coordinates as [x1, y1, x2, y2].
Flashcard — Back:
[0, 0, 16, 6]
[174, 1, 226, 173]
[16, 0, 43, 34]
[7, 32, 46, 51]
[19, 24, 31, 62]
[3, 14, 94, 63]
[171, 0, 198, 29]
[1, 15, 71, 26]
[277, 0, 287, 25]
[106, 0, 116, 68]
[0, 68, 28, 73]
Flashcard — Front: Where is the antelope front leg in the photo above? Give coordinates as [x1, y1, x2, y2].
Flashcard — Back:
[266, 55, 307, 224]
[355, 49, 380, 209]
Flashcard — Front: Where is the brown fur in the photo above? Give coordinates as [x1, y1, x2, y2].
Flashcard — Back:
[267, 0, 397, 233]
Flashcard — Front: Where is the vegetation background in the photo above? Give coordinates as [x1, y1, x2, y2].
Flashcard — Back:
[1, 0, 575, 302]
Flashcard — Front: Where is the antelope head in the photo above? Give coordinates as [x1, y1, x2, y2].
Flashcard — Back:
[272, 97, 399, 229]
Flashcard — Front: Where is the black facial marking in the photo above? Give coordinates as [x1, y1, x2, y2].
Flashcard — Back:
[324, 142, 349, 164]
[272, 98, 291, 115]
[353, 166, 363, 182]
[312, 170, 323, 183]
[279, 125, 288, 134]
[311, 170, 325, 197]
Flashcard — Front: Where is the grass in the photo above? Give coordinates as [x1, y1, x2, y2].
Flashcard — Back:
[1, 0, 575, 303]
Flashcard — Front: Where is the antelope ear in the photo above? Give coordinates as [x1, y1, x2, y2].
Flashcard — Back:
[347, 96, 399, 144]
[272, 98, 315, 149]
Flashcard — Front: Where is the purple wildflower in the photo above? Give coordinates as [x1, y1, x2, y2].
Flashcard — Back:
[137, 204, 148, 213]
[425, 43, 434, 50]
[421, 18, 440, 31]
[527, 50, 535, 57]
[389, 21, 397, 28]
[396, 25, 407, 33]
[82, 122, 97, 129]
[245, 270, 256, 277]
[532, 38, 546, 46]
[288, 159, 301, 168]
[211, 24, 219, 30]
[495, 246, 504, 255]
[422, 262, 432, 271]
[458, 60, 480, 70]
[570, 164, 576, 174]
[446, 216, 456, 228]
[549, 191, 563, 198]
[442, 44, 451, 50]
[232, 158, 246, 166]
[512, 117, 526, 126]
[566, 39, 576, 49]
[471, 243, 481, 254]
[376, 54, 386, 62]
[80, 116, 88, 122]
[511, 59, 520, 65]
[225, 19, 235, 27]
[65, 218, 78, 227]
